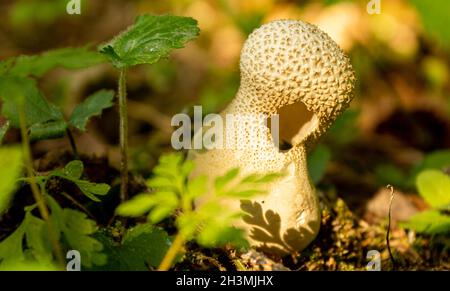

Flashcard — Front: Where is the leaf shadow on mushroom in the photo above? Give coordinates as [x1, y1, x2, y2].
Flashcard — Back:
[240, 200, 317, 255]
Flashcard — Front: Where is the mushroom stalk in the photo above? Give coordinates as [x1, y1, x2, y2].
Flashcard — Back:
[189, 20, 355, 254]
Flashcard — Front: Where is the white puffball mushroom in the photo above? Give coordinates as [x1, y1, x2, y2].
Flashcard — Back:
[189, 20, 356, 255]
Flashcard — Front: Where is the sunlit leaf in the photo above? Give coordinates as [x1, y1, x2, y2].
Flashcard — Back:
[402, 210, 450, 234]
[99, 14, 200, 68]
[0, 147, 23, 215]
[416, 170, 450, 208]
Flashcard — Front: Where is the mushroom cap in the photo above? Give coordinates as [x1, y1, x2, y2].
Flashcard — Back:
[236, 19, 356, 141]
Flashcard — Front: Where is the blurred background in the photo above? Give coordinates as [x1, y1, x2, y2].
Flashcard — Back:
[0, 0, 449, 269]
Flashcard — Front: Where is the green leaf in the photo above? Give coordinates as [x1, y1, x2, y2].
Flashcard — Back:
[62, 160, 84, 180]
[416, 170, 450, 208]
[0, 260, 58, 271]
[89, 225, 171, 270]
[98, 14, 200, 68]
[410, 0, 450, 50]
[307, 144, 331, 184]
[0, 217, 27, 264]
[0, 76, 63, 128]
[402, 210, 450, 234]
[121, 224, 171, 268]
[2, 47, 106, 78]
[75, 180, 110, 202]
[147, 192, 179, 224]
[215, 168, 240, 190]
[69, 90, 115, 131]
[47, 196, 107, 268]
[29, 120, 67, 141]
[23, 212, 53, 263]
[0, 147, 23, 215]
[0, 211, 53, 268]
[186, 175, 208, 200]
[198, 223, 248, 248]
[50, 160, 110, 202]
[0, 121, 9, 145]
[116, 194, 157, 217]
[409, 150, 450, 187]
[147, 176, 175, 189]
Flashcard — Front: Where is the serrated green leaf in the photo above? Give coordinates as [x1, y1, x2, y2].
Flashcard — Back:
[98, 14, 200, 68]
[69, 90, 115, 131]
[253, 172, 284, 184]
[416, 170, 450, 208]
[29, 120, 67, 141]
[0, 210, 53, 268]
[0, 146, 23, 215]
[177, 212, 202, 239]
[0, 76, 63, 128]
[116, 194, 157, 217]
[0, 218, 27, 264]
[181, 159, 195, 176]
[402, 210, 450, 234]
[4, 47, 106, 78]
[147, 176, 175, 189]
[149, 191, 179, 221]
[24, 212, 53, 263]
[223, 189, 265, 198]
[121, 224, 171, 268]
[197, 220, 248, 248]
[215, 168, 240, 190]
[153, 153, 184, 177]
[89, 225, 171, 270]
[186, 175, 208, 200]
[0, 121, 9, 145]
[47, 196, 106, 268]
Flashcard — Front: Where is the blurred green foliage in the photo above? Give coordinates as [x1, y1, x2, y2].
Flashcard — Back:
[410, 0, 450, 50]
[0, 147, 22, 215]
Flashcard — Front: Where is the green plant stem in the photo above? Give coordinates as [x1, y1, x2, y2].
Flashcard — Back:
[66, 128, 79, 159]
[386, 185, 397, 270]
[118, 68, 129, 201]
[18, 104, 65, 268]
[158, 232, 186, 271]
[158, 188, 192, 271]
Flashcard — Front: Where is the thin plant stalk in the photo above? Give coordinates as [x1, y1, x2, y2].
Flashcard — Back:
[18, 103, 65, 268]
[157, 232, 186, 271]
[66, 128, 79, 159]
[386, 185, 397, 270]
[118, 68, 129, 201]
[158, 190, 191, 271]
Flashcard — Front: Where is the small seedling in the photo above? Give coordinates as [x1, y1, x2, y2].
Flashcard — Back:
[98, 14, 200, 201]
